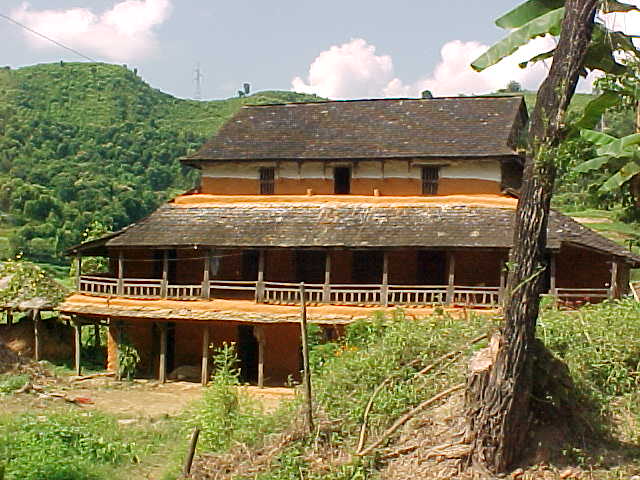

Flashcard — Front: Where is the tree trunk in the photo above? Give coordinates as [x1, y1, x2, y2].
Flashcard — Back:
[464, 1, 597, 474]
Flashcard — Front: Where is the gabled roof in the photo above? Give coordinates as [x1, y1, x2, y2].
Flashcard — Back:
[68, 195, 640, 265]
[183, 96, 527, 163]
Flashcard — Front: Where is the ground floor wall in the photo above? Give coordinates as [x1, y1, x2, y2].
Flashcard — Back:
[107, 320, 303, 385]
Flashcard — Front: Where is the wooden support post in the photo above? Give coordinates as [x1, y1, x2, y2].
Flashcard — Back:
[161, 250, 168, 298]
[182, 427, 200, 477]
[74, 320, 82, 376]
[446, 251, 456, 305]
[6, 309, 12, 326]
[299, 283, 314, 432]
[94, 323, 101, 347]
[201, 325, 210, 386]
[202, 249, 210, 300]
[381, 251, 389, 307]
[115, 321, 124, 381]
[323, 251, 331, 303]
[549, 253, 557, 297]
[76, 255, 82, 290]
[609, 260, 619, 299]
[159, 322, 167, 384]
[117, 251, 124, 295]
[33, 310, 41, 362]
[254, 326, 266, 388]
[256, 249, 265, 303]
[498, 256, 507, 305]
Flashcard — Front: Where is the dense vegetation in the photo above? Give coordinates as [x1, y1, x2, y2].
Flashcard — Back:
[0, 63, 320, 263]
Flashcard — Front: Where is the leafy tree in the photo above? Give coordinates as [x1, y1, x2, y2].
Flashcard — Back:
[465, 0, 638, 474]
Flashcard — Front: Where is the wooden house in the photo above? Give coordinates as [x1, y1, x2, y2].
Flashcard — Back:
[58, 96, 639, 385]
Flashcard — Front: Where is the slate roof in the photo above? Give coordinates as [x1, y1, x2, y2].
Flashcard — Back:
[183, 97, 526, 162]
[70, 200, 639, 264]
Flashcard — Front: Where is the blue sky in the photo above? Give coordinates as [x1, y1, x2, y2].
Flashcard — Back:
[0, 1, 623, 100]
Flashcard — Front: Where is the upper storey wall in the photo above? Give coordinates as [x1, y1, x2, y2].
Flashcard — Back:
[200, 158, 517, 196]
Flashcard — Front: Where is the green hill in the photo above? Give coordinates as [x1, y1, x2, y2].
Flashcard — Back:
[0, 62, 321, 263]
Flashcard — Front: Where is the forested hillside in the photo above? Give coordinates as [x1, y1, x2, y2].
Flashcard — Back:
[0, 63, 321, 263]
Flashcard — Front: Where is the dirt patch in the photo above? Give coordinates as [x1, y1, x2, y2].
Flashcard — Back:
[571, 217, 613, 224]
[0, 318, 73, 362]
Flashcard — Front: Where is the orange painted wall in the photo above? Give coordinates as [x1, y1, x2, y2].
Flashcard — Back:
[201, 177, 260, 194]
[275, 178, 333, 195]
[437, 178, 501, 195]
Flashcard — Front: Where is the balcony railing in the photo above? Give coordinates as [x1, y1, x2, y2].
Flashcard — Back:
[77, 275, 611, 308]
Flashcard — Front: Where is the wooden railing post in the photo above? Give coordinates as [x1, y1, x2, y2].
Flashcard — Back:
[256, 249, 265, 303]
[381, 251, 389, 307]
[117, 251, 124, 296]
[161, 250, 168, 298]
[446, 251, 456, 305]
[609, 260, 619, 299]
[202, 248, 210, 300]
[323, 251, 331, 303]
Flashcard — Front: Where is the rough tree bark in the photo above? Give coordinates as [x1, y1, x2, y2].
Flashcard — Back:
[464, 0, 598, 474]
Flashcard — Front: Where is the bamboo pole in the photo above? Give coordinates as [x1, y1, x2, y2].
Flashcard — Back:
[74, 320, 82, 376]
[182, 427, 200, 477]
[33, 310, 41, 362]
[159, 322, 167, 384]
[299, 283, 314, 432]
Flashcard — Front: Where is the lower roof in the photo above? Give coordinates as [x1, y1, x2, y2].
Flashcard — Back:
[69, 194, 639, 264]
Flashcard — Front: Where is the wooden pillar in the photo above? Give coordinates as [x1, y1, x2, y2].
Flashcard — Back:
[161, 250, 168, 298]
[202, 249, 210, 300]
[6, 309, 12, 326]
[33, 310, 41, 362]
[94, 323, 101, 347]
[498, 255, 507, 304]
[201, 325, 210, 386]
[446, 251, 456, 305]
[381, 251, 389, 307]
[299, 283, 314, 432]
[549, 253, 557, 296]
[609, 260, 619, 299]
[254, 326, 265, 388]
[76, 255, 82, 290]
[117, 251, 124, 295]
[115, 321, 124, 381]
[159, 322, 167, 383]
[74, 320, 82, 376]
[323, 251, 331, 303]
[256, 249, 265, 303]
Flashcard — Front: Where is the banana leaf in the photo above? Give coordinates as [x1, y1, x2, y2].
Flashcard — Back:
[601, 161, 640, 190]
[580, 128, 617, 146]
[574, 91, 620, 129]
[472, 8, 564, 72]
[495, 0, 564, 29]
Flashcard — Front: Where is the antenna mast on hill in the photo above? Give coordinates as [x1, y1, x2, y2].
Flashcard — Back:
[194, 63, 203, 100]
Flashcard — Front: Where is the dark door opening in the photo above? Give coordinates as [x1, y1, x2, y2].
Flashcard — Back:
[242, 250, 259, 280]
[295, 250, 326, 284]
[352, 251, 383, 284]
[237, 325, 258, 383]
[334, 167, 351, 194]
[416, 251, 447, 285]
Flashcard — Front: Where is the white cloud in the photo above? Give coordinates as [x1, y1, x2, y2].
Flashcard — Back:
[11, 0, 172, 62]
[292, 36, 557, 100]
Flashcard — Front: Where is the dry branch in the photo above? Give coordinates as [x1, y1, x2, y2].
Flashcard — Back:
[357, 383, 465, 457]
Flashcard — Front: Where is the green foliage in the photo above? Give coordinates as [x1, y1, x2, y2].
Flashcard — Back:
[117, 336, 140, 380]
[69, 221, 111, 277]
[0, 374, 28, 395]
[0, 259, 67, 306]
[0, 411, 145, 480]
[194, 343, 282, 453]
[0, 63, 322, 263]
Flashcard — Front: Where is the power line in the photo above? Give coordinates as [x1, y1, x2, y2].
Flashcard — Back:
[0, 12, 98, 63]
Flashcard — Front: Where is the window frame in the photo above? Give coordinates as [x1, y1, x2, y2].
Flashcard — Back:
[259, 167, 275, 195]
[421, 166, 440, 195]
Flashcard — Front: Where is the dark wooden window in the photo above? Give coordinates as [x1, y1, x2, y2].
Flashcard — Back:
[334, 167, 351, 194]
[421, 166, 439, 195]
[259, 167, 275, 194]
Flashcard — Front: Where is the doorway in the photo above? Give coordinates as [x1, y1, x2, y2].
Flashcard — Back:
[237, 325, 258, 383]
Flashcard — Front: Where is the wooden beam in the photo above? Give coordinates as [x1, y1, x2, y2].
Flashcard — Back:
[382, 251, 389, 307]
[159, 322, 167, 384]
[610, 260, 619, 299]
[76, 255, 82, 290]
[323, 251, 331, 303]
[256, 249, 265, 303]
[74, 320, 82, 376]
[254, 326, 265, 388]
[33, 310, 41, 362]
[115, 321, 124, 381]
[202, 249, 210, 300]
[549, 253, 557, 296]
[117, 251, 124, 296]
[201, 325, 210, 386]
[446, 251, 456, 305]
[161, 250, 168, 298]
[299, 283, 314, 432]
